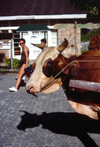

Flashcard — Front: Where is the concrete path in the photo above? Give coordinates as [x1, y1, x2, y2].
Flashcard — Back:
[0, 74, 100, 147]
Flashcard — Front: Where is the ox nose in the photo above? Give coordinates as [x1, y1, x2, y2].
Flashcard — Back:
[26, 84, 38, 97]
[26, 84, 34, 94]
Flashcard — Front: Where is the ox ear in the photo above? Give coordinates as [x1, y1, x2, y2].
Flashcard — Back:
[69, 56, 80, 77]
[59, 62, 69, 75]
[70, 61, 80, 77]
[31, 43, 46, 50]
[57, 38, 68, 52]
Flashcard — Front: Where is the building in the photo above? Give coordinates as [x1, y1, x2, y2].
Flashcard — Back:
[0, 0, 87, 61]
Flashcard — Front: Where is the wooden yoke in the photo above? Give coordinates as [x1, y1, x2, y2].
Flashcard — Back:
[69, 79, 100, 93]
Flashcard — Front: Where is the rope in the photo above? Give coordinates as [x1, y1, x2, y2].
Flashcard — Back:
[81, 55, 100, 57]
[76, 60, 100, 62]
[40, 59, 100, 92]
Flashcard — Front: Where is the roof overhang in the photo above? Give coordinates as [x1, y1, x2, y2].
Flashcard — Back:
[54, 23, 100, 29]
[0, 26, 19, 30]
[16, 24, 49, 32]
[0, 14, 87, 21]
[34, 14, 87, 19]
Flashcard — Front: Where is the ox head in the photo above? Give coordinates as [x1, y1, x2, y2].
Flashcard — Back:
[26, 39, 68, 95]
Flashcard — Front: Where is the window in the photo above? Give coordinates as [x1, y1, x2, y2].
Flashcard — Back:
[13, 32, 20, 55]
[51, 30, 58, 46]
[23, 32, 28, 35]
[14, 47, 20, 55]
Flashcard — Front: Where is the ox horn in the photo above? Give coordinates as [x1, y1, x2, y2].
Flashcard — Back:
[57, 38, 68, 52]
[31, 43, 47, 50]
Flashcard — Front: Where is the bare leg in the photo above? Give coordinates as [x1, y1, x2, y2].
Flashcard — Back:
[15, 64, 26, 89]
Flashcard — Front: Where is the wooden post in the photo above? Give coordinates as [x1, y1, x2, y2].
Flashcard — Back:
[11, 38, 13, 70]
[74, 21, 77, 55]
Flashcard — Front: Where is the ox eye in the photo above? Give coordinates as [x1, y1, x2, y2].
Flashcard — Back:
[43, 58, 53, 77]
[47, 60, 53, 67]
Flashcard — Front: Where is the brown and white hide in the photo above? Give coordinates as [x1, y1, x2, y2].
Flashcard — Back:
[26, 39, 68, 94]
[53, 50, 100, 120]
[26, 38, 100, 120]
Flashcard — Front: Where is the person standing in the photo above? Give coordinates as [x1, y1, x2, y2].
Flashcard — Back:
[41, 38, 46, 45]
[9, 38, 29, 92]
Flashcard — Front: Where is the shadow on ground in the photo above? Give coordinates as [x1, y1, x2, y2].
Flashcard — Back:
[17, 111, 100, 147]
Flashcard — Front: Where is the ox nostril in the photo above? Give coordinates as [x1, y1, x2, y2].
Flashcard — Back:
[26, 85, 38, 97]
[26, 85, 34, 94]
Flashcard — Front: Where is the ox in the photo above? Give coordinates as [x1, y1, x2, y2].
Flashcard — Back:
[26, 39, 100, 120]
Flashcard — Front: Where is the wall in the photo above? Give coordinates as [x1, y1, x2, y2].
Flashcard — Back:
[58, 26, 81, 58]
[0, 39, 10, 59]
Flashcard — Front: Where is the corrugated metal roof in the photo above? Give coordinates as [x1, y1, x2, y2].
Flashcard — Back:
[0, 0, 85, 16]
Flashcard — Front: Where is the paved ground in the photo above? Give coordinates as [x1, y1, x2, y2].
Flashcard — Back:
[0, 73, 100, 147]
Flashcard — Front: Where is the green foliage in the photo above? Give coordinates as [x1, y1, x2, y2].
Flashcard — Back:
[13, 59, 20, 69]
[4, 59, 10, 68]
[81, 28, 100, 42]
[70, 0, 100, 23]
[5, 58, 20, 69]
[88, 34, 100, 50]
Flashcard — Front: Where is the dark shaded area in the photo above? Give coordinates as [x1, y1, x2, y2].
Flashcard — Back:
[0, 53, 5, 63]
[17, 111, 100, 147]
[70, 0, 100, 23]
[19, 80, 26, 88]
[0, 0, 85, 16]
[0, 33, 13, 39]
[15, 77, 26, 88]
